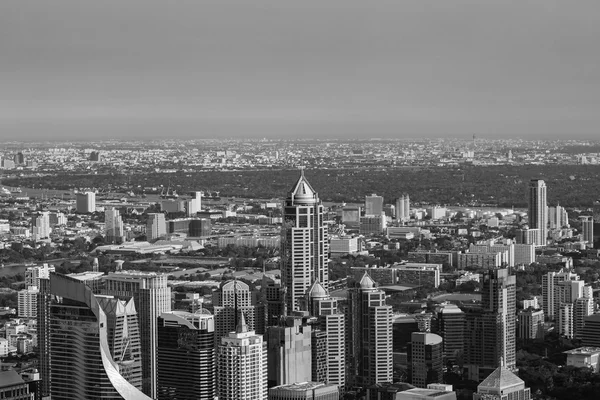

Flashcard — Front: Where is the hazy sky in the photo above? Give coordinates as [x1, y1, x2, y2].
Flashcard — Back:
[1, 0, 600, 141]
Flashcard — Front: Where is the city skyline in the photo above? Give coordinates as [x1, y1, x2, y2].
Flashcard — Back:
[2, 1, 600, 141]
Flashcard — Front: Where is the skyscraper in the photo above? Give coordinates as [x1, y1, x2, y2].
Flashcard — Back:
[157, 310, 216, 400]
[347, 273, 393, 387]
[185, 191, 202, 217]
[146, 213, 167, 241]
[365, 194, 384, 216]
[262, 273, 287, 328]
[541, 269, 580, 321]
[307, 281, 346, 391]
[217, 314, 267, 400]
[213, 280, 258, 344]
[408, 332, 444, 388]
[548, 203, 569, 229]
[281, 170, 328, 311]
[25, 263, 55, 287]
[31, 212, 50, 241]
[267, 316, 312, 387]
[396, 194, 410, 222]
[580, 216, 594, 247]
[102, 271, 171, 398]
[37, 273, 150, 400]
[76, 191, 96, 214]
[105, 207, 124, 244]
[528, 179, 547, 245]
[464, 268, 516, 381]
[434, 303, 465, 365]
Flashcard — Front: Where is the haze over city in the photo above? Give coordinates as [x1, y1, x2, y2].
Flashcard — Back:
[2, 0, 600, 141]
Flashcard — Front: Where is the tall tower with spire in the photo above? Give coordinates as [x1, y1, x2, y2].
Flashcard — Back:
[216, 312, 267, 400]
[281, 170, 329, 311]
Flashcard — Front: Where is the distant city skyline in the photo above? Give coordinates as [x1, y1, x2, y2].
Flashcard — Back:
[2, 0, 600, 141]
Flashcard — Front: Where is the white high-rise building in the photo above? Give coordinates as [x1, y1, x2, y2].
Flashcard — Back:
[76, 191, 96, 213]
[102, 271, 171, 398]
[186, 191, 202, 217]
[548, 203, 569, 229]
[281, 171, 328, 311]
[146, 213, 167, 241]
[17, 286, 38, 317]
[528, 179, 548, 245]
[396, 195, 410, 222]
[31, 212, 51, 241]
[542, 269, 580, 320]
[105, 207, 124, 244]
[25, 264, 55, 287]
[217, 314, 267, 400]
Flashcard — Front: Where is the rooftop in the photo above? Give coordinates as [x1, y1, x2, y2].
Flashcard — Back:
[564, 347, 600, 355]
[0, 369, 25, 389]
[478, 366, 524, 392]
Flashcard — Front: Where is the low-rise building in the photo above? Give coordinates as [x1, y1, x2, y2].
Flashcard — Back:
[564, 347, 600, 372]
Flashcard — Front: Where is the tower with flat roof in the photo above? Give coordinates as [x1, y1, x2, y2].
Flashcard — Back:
[528, 179, 547, 245]
[102, 271, 171, 398]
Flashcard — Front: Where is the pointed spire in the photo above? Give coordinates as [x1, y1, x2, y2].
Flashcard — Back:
[359, 271, 376, 290]
[288, 169, 317, 205]
[236, 310, 248, 333]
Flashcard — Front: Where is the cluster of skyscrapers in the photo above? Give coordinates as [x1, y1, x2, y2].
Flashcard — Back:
[24, 172, 554, 400]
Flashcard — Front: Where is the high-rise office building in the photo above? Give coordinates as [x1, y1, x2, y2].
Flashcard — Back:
[267, 316, 312, 388]
[581, 314, 600, 347]
[347, 273, 393, 387]
[31, 212, 50, 241]
[463, 268, 516, 382]
[528, 179, 548, 245]
[105, 207, 124, 244]
[76, 191, 96, 213]
[37, 273, 150, 400]
[408, 332, 444, 388]
[262, 273, 286, 328]
[541, 269, 580, 321]
[434, 303, 465, 365]
[157, 311, 216, 400]
[311, 328, 328, 384]
[14, 152, 25, 165]
[307, 281, 346, 391]
[146, 213, 167, 241]
[213, 280, 258, 344]
[102, 271, 171, 398]
[517, 308, 544, 340]
[365, 194, 384, 216]
[281, 171, 329, 311]
[574, 297, 594, 340]
[580, 216, 594, 247]
[217, 314, 267, 400]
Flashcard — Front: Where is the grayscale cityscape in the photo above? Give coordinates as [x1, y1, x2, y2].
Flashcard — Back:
[2, 1, 600, 400]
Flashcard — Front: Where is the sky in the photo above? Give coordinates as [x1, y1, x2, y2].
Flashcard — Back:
[1, 0, 600, 141]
